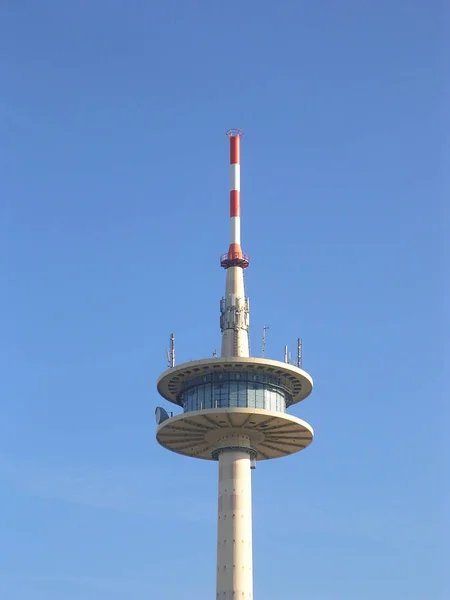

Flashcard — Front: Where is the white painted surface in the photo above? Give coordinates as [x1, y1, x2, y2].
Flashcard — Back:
[230, 216, 241, 244]
[225, 266, 245, 297]
[229, 164, 240, 191]
[216, 448, 253, 600]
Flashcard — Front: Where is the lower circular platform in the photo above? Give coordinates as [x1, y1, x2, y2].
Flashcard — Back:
[156, 408, 313, 461]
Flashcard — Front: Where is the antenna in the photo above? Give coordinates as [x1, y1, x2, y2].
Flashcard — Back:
[166, 333, 176, 368]
[284, 345, 288, 363]
[219, 129, 250, 358]
[170, 333, 175, 367]
[262, 325, 269, 357]
[297, 338, 303, 368]
[155, 406, 170, 425]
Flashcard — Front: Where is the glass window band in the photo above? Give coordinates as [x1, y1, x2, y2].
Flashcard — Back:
[178, 371, 292, 413]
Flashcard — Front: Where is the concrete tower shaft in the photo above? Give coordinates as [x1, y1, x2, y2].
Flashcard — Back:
[216, 446, 253, 599]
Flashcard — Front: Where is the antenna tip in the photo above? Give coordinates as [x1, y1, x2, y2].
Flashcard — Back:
[226, 128, 244, 138]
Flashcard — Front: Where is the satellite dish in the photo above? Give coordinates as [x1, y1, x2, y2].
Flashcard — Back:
[155, 406, 170, 425]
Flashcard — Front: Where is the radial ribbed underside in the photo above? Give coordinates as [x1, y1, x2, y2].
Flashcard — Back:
[156, 408, 313, 461]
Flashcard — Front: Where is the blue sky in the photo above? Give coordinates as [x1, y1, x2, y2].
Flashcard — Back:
[0, 1, 446, 598]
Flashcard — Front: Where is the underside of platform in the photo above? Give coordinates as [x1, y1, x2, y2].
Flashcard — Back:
[156, 407, 313, 461]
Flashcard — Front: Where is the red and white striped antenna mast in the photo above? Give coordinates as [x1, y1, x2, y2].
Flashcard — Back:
[220, 128, 249, 270]
[220, 129, 250, 358]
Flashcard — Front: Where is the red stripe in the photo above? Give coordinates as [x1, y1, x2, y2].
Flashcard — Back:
[230, 191, 240, 217]
[230, 136, 240, 164]
[228, 243, 243, 259]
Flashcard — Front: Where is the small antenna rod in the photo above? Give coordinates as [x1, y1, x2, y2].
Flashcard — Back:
[170, 333, 176, 367]
[262, 325, 269, 357]
[297, 338, 303, 368]
[284, 345, 288, 363]
[166, 333, 176, 368]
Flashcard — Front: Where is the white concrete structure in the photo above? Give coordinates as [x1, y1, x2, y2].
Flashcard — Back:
[217, 446, 253, 599]
[156, 130, 314, 600]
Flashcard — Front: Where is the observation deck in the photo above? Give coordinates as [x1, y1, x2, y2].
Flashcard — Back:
[157, 357, 313, 408]
[156, 357, 314, 461]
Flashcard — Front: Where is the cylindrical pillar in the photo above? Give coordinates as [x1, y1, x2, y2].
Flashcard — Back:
[228, 132, 242, 259]
[216, 448, 253, 600]
[220, 266, 250, 358]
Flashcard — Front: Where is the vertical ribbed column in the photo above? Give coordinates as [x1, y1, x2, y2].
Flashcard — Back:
[216, 446, 253, 600]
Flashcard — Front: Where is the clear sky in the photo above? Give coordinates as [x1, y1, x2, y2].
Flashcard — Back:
[1, 1, 447, 599]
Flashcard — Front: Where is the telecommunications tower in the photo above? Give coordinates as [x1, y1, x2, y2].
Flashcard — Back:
[155, 130, 314, 599]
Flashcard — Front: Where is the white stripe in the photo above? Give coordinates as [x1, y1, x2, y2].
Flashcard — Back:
[229, 164, 240, 191]
[230, 216, 240, 244]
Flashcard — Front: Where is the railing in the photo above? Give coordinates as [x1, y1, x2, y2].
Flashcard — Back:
[220, 253, 250, 269]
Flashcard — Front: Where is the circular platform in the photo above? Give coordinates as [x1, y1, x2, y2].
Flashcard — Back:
[156, 408, 313, 461]
[157, 357, 313, 408]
